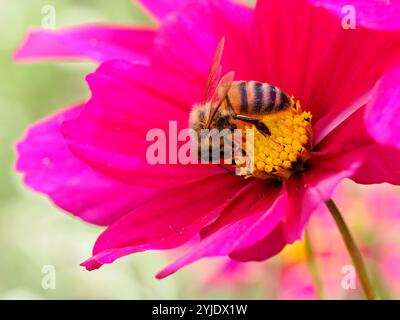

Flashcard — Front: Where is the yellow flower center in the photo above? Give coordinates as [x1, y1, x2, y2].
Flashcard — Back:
[236, 100, 313, 180]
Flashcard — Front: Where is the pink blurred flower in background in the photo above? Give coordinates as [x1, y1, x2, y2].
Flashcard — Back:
[280, 183, 400, 299]
[202, 182, 400, 299]
[364, 186, 400, 297]
[15, 0, 400, 283]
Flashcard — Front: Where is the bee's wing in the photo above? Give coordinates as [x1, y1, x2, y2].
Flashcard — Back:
[205, 71, 235, 129]
[204, 37, 225, 102]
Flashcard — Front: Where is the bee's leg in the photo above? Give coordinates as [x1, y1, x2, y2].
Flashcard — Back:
[232, 114, 259, 124]
[216, 135, 242, 175]
[233, 115, 271, 136]
[217, 164, 236, 175]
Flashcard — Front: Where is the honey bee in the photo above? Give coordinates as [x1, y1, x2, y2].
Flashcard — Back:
[189, 38, 293, 165]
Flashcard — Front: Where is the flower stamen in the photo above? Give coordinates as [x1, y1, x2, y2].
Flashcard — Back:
[238, 100, 313, 180]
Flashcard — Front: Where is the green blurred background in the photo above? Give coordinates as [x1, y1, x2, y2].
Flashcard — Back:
[1, 0, 399, 300]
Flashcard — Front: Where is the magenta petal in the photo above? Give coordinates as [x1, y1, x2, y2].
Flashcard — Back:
[62, 60, 219, 187]
[16, 106, 158, 226]
[366, 65, 400, 150]
[309, 153, 364, 192]
[135, 0, 190, 20]
[157, 149, 359, 277]
[151, 0, 253, 84]
[318, 106, 400, 185]
[317, 107, 370, 154]
[264, 152, 360, 245]
[310, 0, 400, 31]
[81, 174, 247, 270]
[156, 182, 285, 279]
[350, 144, 400, 185]
[14, 25, 155, 63]
[199, 181, 282, 240]
[295, 153, 361, 231]
[253, 0, 400, 126]
[230, 151, 360, 262]
[229, 223, 286, 262]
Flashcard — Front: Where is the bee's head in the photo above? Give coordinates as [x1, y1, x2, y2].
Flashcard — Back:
[189, 103, 233, 133]
[189, 103, 237, 163]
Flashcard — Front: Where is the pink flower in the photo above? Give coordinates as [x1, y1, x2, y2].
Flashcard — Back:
[15, 0, 400, 279]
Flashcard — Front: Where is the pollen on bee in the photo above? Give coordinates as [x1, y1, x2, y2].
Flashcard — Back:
[236, 100, 313, 180]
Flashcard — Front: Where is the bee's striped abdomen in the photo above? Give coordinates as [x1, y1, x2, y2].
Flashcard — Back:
[225, 81, 292, 116]
[224, 81, 247, 114]
[252, 82, 264, 113]
[238, 81, 248, 113]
